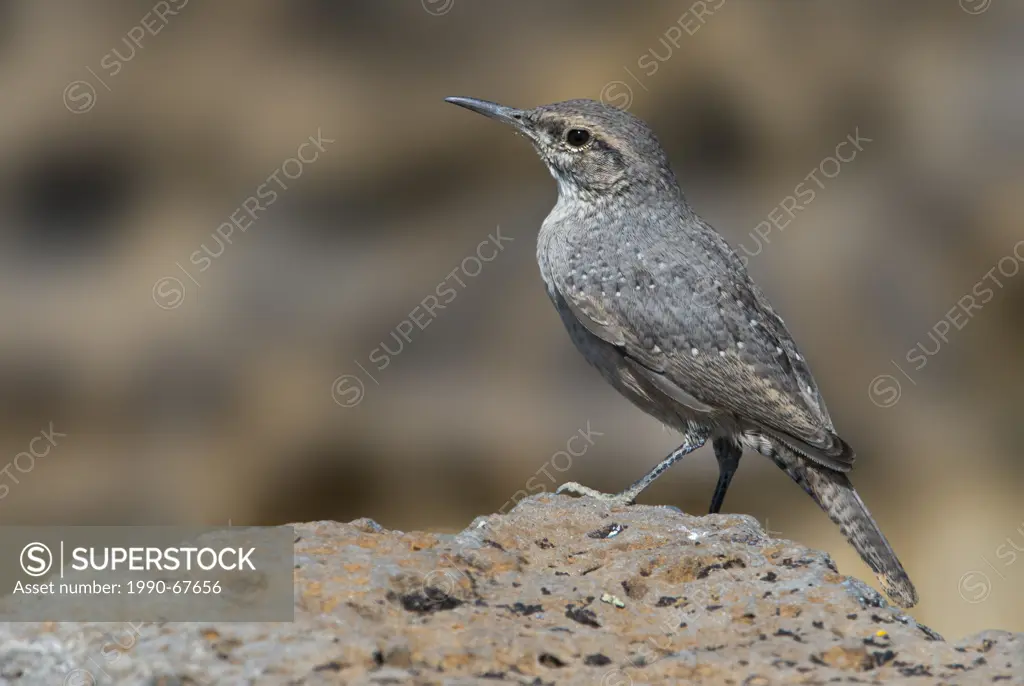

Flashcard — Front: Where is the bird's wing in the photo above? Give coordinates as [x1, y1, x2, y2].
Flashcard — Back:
[549, 223, 854, 471]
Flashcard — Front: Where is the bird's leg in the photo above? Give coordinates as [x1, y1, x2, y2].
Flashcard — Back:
[556, 428, 710, 505]
[709, 437, 743, 514]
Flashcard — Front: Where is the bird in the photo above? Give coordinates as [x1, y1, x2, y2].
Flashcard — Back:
[445, 96, 918, 608]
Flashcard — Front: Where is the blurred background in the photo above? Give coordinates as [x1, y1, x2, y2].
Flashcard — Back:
[0, 0, 1020, 639]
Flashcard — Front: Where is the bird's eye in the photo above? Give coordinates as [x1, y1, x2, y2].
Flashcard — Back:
[566, 128, 591, 147]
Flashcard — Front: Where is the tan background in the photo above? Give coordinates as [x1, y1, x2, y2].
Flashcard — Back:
[0, 0, 1020, 639]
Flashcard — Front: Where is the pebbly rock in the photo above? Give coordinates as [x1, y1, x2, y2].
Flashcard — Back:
[1, 495, 1021, 685]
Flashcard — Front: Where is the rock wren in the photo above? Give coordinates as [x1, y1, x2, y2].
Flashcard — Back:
[445, 96, 918, 608]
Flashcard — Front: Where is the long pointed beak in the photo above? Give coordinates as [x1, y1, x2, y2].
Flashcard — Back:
[445, 96, 528, 132]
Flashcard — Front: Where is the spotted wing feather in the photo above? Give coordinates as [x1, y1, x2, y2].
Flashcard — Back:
[550, 216, 854, 471]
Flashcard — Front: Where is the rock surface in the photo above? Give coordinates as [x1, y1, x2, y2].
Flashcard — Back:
[1, 495, 1021, 685]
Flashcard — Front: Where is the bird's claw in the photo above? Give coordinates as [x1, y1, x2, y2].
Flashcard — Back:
[554, 481, 636, 506]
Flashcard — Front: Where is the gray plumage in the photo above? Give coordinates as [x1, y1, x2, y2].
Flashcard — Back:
[446, 96, 918, 608]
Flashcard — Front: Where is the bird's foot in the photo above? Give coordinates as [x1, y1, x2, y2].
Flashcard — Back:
[554, 481, 636, 506]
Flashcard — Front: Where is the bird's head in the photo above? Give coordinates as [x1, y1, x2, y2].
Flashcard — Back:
[445, 97, 678, 201]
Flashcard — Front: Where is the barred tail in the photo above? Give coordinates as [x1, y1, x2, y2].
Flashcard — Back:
[771, 446, 918, 608]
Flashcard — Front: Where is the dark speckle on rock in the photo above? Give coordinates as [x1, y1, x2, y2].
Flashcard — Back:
[896, 663, 932, 677]
[584, 653, 612, 666]
[698, 558, 747, 578]
[500, 602, 543, 616]
[538, 653, 567, 668]
[565, 604, 601, 628]
[587, 522, 628, 539]
[391, 589, 463, 614]
[774, 628, 802, 643]
[621, 578, 648, 600]
[872, 650, 897, 667]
